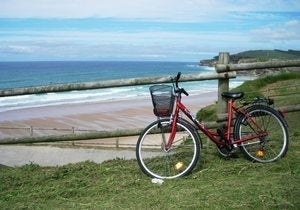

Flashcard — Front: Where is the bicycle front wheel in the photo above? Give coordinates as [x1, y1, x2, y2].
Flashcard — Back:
[136, 118, 200, 179]
[234, 105, 288, 163]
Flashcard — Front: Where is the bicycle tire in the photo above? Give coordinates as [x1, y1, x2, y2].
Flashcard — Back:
[234, 104, 288, 163]
[136, 118, 200, 179]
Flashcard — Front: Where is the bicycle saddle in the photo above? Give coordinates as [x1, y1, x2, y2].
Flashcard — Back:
[221, 92, 244, 100]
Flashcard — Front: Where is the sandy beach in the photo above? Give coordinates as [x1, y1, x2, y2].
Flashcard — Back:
[0, 92, 217, 166]
[0, 92, 217, 140]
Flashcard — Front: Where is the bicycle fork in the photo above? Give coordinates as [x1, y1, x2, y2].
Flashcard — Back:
[158, 115, 178, 152]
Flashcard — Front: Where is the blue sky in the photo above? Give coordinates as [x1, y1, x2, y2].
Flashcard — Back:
[0, 0, 300, 61]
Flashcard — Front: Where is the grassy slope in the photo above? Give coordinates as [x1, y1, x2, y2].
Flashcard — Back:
[1, 73, 300, 209]
[197, 72, 300, 121]
[234, 49, 300, 61]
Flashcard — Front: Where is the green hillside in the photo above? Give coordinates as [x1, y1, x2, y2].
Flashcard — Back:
[200, 49, 300, 65]
[234, 49, 300, 62]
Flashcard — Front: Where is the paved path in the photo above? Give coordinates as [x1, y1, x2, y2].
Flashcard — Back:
[0, 145, 136, 167]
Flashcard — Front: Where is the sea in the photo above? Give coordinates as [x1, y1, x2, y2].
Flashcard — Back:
[0, 61, 249, 112]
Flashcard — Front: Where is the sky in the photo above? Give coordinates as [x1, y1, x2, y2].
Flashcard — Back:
[0, 0, 300, 62]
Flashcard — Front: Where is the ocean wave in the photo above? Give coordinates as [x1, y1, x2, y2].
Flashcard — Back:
[0, 86, 151, 112]
[185, 64, 214, 72]
[0, 77, 250, 113]
[185, 64, 199, 68]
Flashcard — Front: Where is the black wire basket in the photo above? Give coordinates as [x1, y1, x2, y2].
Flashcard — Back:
[149, 85, 175, 117]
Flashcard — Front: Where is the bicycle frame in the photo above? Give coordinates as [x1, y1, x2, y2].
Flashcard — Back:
[166, 92, 268, 149]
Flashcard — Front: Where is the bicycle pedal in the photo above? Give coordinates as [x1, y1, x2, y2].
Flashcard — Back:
[229, 148, 239, 158]
[230, 147, 239, 154]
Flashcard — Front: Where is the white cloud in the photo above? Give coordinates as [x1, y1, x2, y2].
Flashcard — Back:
[0, 44, 35, 54]
[1, 0, 299, 61]
[0, 0, 218, 21]
[0, 0, 211, 19]
[250, 20, 300, 41]
[1, 0, 299, 21]
[0, 27, 251, 61]
[285, 20, 300, 27]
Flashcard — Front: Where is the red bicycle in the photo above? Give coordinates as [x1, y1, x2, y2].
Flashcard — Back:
[136, 72, 289, 179]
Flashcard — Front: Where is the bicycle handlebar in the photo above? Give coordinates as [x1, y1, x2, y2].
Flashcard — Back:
[173, 72, 189, 96]
[175, 72, 181, 88]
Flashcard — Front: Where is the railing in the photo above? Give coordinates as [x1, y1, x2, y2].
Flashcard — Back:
[1, 52, 300, 145]
[0, 71, 235, 97]
[216, 52, 300, 119]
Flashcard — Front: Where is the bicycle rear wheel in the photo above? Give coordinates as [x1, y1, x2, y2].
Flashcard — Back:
[234, 105, 288, 163]
[136, 118, 200, 179]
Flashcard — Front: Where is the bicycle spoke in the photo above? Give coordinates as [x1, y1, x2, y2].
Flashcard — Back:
[234, 105, 288, 163]
[136, 118, 200, 179]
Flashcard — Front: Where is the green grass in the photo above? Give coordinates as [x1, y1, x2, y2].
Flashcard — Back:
[197, 72, 300, 121]
[1, 129, 299, 209]
[1, 73, 300, 209]
[234, 72, 300, 98]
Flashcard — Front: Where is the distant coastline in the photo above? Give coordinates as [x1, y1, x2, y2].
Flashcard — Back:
[199, 49, 300, 76]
